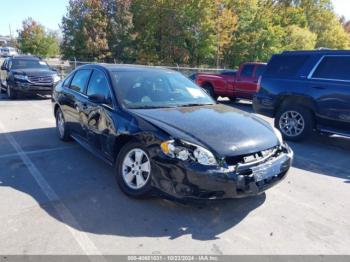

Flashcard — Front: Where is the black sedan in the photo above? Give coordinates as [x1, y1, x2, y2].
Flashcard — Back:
[52, 64, 293, 200]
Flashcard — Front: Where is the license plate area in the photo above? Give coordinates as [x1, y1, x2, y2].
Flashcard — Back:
[251, 155, 288, 181]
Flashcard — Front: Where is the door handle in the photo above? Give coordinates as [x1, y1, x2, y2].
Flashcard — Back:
[311, 86, 325, 90]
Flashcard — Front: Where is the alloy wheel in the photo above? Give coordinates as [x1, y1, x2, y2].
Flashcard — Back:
[279, 110, 305, 137]
[122, 148, 151, 190]
[57, 111, 65, 137]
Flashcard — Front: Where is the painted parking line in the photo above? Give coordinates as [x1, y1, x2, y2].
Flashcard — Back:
[0, 121, 104, 258]
[0, 145, 78, 160]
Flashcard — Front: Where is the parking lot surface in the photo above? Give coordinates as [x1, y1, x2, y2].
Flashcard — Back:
[0, 94, 349, 255]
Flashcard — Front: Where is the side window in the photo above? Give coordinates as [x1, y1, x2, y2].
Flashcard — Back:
[255, 65, 266, 78]
[87, 70, 112, 105]
[240, 65, 254, 77]
[265, 55, 310, 77]
[70, 69, 92, 93]
[312, 56, 350, 81]
[63, 73, 74, 88]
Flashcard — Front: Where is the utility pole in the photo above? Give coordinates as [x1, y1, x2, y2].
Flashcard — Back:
[216, 1, 224, 69]
[9, 24, 12, 39]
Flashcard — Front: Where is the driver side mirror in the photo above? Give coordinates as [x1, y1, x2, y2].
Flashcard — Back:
[88, 94, 105, 104]
[88, 94, 112, 106]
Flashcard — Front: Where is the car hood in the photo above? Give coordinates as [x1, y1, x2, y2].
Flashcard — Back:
[129, 104, 279, 157]
[11, 69, 56, 76]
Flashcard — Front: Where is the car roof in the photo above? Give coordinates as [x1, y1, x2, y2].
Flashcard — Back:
[77, 63, 176, 73]
[281, 50, 350, 55]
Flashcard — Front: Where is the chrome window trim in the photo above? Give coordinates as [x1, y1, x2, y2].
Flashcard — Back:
[308, 55, 350, 83]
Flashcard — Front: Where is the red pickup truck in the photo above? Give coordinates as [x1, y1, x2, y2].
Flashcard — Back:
[195, 62, 267, 101]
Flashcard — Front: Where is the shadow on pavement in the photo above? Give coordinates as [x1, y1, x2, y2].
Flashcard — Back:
[0, 127, 266, 240]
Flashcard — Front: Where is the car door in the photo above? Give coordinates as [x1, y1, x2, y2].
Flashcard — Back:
[220, 71, 236, 96]
[308, 55, 350, 131]
[235, 64, 256, 99]
[63, 69, 92, 139]
[83, 69, 116, 160]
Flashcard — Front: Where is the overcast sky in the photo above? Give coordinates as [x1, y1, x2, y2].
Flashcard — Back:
[0, 0, 349, 36]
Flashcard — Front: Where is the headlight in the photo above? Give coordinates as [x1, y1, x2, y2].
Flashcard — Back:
[161, 140, 190, 161]
[52, 74, 61, 82]
[160, 140, 217, 166]
[14, 74, 28, 81]
[273, 127, 283, 144]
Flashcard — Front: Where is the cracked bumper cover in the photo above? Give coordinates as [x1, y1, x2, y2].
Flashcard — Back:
[150, 144, 293, 199]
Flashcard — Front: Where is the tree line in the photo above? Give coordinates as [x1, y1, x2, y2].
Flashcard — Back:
[17, 0, 350, 68]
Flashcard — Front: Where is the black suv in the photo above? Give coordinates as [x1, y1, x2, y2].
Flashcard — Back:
[253, 50, 350, 141]
[0, 55, 61, 99]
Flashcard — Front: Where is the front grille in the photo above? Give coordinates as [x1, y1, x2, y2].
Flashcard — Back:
[28, 75, 53, 84]
[225, 146, 280, 166]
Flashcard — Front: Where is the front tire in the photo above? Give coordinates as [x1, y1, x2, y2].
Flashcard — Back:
[115, 142, 153, 198]
[275, 105, 314, 142]
[55, 108, 71, 141]
[202, 83, 217, 100]
[7, 85, 17, 99]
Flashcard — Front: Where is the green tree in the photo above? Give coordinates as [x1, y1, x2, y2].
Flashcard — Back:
[102, 0, 134, 62]
[283, 25, 316, 50]
[299, 0, 350, 48]
[17, 18, 60, 58]
[225, 0, 285, 67]
[61, 0, 110, 60]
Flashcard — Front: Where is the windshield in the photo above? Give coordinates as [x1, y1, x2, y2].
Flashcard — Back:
[111, 70, 214, 109]
[11, 60, 50, 70]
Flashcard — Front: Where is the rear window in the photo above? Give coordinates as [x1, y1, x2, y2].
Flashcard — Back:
[264, 55, 310, 77]
[312, 56, 350, 81]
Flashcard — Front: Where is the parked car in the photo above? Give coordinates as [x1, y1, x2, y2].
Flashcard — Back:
[195, 62, 266, 101]
[253, 50, 350, 141]
[52, 64, 293, 200]
[0, 55, 61, 99]
[0, 47, 18, 57]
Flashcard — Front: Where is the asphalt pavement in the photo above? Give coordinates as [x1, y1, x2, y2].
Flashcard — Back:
[0, 94, 349, 255]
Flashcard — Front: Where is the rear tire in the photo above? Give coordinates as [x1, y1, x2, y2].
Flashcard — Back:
[115, 142, 153, 198]
[275, 105, 314, 142]
[55, 108, 71, 141]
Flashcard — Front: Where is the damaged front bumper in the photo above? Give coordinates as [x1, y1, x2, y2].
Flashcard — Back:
[151, 143, 293, 200]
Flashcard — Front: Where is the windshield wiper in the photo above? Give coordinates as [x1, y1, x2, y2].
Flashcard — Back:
[129, 105, 177, 109]
[178, 103, 214, 107]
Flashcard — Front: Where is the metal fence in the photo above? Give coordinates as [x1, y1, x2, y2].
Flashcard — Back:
[45, 59, 226, 78]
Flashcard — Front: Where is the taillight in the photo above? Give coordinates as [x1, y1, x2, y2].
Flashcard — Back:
[257, 76, 262, 92]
